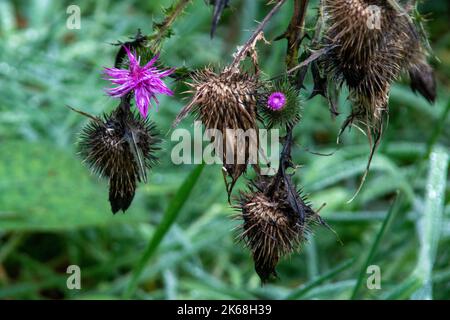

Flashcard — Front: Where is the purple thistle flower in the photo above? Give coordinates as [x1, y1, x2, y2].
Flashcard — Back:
[267, 92, 286, 111]
[103, 46, 174, 118]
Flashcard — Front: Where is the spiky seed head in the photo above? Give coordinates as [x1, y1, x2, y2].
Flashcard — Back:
[174, 67, 260, 196]
[79, 107, 159, 213]
[321, 0, 436, 201]
[236, 177, 316, 282]
[322, 0, 433, 127]
[259, 79, 302, 129]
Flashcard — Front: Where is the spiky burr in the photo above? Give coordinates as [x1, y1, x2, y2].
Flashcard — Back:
[79, 102, 159, 213]
[236, 177, 316, 282]
[174, 67, 260, 197]
[323, 0, 435, 127]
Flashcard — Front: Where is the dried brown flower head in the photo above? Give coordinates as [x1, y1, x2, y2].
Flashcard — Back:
[321, 0, 436, 200]
[236, 177, 317, 282]
[174, 67, 260, 197]
[323, 0, 435, 127]
[79, 104, 159, 213]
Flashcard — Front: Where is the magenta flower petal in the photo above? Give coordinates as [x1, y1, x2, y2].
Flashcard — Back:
[268, 92, 287, 110]
[135, 86, 150, 118]
[143, 54, 159, 69]
[156, 68, 175, 78]
[106, 81, 135, 97]
[103, 46, 173, 118]
[123, 46, 140, 71]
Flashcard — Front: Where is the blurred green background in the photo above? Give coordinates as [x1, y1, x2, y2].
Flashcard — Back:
[0, 0, 449, 300]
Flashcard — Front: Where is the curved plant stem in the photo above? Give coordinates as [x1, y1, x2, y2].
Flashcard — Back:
[149, 0, 192, 51]
[283, 0, 309, 69]
[230, 0, 287, 69]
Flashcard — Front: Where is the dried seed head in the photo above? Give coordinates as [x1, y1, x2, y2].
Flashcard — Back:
[322, 0, 436, 200]
[79, 107, 159, 213]
[236, 177, 316, 282]
[174, 67, 260, 196]
[324, 0, 399, 122]
[259, 79, 302, 129]
[323, 0, 434, 126]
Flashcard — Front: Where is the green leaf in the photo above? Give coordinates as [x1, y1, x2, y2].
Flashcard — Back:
[351, 193, 401, 299]
[301, 280, 357, 299]
[412, 147, 449, 300]
[285, 258, 355, 300]
[382, 276, 422, 300]
[304, 155, 411, 197]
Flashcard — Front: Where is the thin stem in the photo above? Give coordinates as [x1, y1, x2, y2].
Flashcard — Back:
[285, 47, 329, 74]
[284, 0, 309, 69]
[149, 0, 192, 50]
[230, 0, 287, 69]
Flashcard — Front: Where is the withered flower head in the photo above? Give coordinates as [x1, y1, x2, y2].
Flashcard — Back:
[322, 0, 435, 127]
[79, 103, 159, 214]
[321, 0, 436, 200]
[236, 177, 316, 282]
[174, 67, 260, 197]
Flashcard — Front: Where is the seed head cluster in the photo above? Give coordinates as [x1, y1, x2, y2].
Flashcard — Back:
[70, 0, 437, 283]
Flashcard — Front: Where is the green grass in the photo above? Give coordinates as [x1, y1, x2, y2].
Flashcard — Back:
[124, 164, 204, 298]
[0, 0, 449, 300]
[350, 193, 401, 299]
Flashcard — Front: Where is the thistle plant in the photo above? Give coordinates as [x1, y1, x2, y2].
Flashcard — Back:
[76, 40, 171, 213]
[71, 3, 188, 214]
[67, 0, 436, 283]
